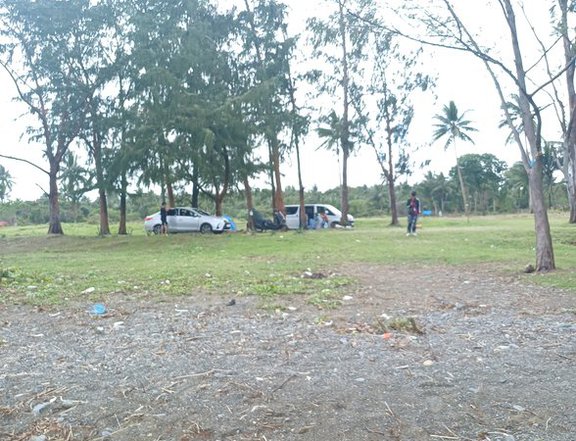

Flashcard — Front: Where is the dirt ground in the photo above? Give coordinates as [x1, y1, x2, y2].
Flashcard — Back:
[1, 264, 575, 441]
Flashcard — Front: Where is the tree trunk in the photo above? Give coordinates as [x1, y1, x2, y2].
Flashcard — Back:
[286, 57, 307, 229]
[341, 148, 349, 226]
[293, 130, 306, 229]
[118, 172, 127, 235]
[244, 176, 254, 231]
[294, 134, 306, 229]
[214, 145, 230, 217]
[387, 133, 398, 225]
[215, 193, 224, 216]
[269, 146, 276, 210]
[501, 0, 554, 270]
[338, 0, 350, 226]
[559, 0, 576, 223]
[94, 141, 110, 236]
[568, 169, 576, 223]
[166, 178, 175, 208]
[98, 189, 110, 236]
[47, 160, 63, 235]
[453, 140, 468, 216]
[529, 164, 555, 271]
[191, 165, 200, 208]
[271, 136, 285, 213]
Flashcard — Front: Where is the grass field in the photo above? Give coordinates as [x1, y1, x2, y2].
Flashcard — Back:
[1, 213, 575, 305]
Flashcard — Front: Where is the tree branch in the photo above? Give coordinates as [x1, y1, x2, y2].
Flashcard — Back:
[0, 153, 49, 175]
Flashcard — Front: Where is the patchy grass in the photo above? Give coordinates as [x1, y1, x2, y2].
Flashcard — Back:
[0, 213, 575, 305]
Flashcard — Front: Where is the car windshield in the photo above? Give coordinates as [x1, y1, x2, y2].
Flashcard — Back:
[323, 205, 341, 216]
[195, 209, 211, 216]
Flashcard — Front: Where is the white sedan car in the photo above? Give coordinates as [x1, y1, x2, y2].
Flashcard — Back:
[144, 207, 230, 235]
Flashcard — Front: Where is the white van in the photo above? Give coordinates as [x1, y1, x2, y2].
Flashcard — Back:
[284, 203, 354, 230]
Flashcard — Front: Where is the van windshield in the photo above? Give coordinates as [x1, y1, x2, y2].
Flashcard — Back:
[321, 205, 340, 216]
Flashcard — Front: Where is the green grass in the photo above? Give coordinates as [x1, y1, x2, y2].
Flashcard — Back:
[0, 213, 575, 305]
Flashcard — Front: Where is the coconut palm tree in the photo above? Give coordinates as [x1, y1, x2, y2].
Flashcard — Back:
[0, 165, 13, 202]
[432, 101, 477, 216]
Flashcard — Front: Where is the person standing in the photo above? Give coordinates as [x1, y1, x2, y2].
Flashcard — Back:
[406, 191, 420, 236]
[160, 201, 169, 235]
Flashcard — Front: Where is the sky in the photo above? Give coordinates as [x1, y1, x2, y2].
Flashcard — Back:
[0, 1, 525, 202]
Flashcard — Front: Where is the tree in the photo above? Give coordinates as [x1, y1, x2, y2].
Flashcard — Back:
[0, 165, 13, 202]
[381, 1, 558, 270]
[451, 153, 506, 213]
[237, 0, 297, 214]
[59, 152, 93, 221]
[414, 0, 555, 271]
[419, 171, 453, 215]
[0, 0, 95, 234]
[354, 31, 431, 225]
[503, 162, 530, 211]
[308, 0, 372, 226]
[432, 101, 477, 217]
[75, 1, 120, 236]
[546, 0, 576, 222]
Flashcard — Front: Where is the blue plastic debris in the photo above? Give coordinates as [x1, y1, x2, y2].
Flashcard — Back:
[90, 303, 107, 315]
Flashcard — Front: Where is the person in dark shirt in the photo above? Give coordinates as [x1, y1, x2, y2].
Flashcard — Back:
[160, 201, 169, 235]
[273, 209, 286, 228]
[406, 191, 420, 236]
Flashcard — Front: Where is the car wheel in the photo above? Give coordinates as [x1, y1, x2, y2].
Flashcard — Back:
[153, 224, 162, 235]
[330, 222, 338, 228]
[200, 223, 212, 234]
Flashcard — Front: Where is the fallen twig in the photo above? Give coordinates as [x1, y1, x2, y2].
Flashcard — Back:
[365, 426, 386, 435]
[384, 401, 395, 418]
[430, 435, 459, 440]
[271, 374, 297, 393]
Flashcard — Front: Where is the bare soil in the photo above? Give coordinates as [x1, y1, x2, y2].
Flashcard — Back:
[1, 264, 575, 441]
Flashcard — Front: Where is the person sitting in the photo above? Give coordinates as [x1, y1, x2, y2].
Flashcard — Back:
[273, 209, 286, 228]
[318, 209, 329, 228]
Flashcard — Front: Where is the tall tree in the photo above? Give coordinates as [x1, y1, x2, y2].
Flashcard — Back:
[308, 0, 372, 226]
[379, 0, 558, 269]
[354, 31, 431, 225]
[238, 0, 296, 213]
[0, 0, 94, 234]
[76, 1, 119, 236]
[432, 101, 477, 217]
[547, 0, 576, 222]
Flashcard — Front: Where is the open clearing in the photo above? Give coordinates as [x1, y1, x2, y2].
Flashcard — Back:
[1, 263, 575, 440]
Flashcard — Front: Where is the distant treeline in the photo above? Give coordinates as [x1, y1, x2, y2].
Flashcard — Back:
[0, 176, 569, 228]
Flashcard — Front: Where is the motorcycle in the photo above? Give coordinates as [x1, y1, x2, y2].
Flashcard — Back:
[249, 209, 288, 232]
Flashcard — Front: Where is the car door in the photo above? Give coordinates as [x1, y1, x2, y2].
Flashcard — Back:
[304, 205, 316, 228]
[166, 208, 178, 232]
[285, 205, 299, 229]
[177, 208, 200, 232]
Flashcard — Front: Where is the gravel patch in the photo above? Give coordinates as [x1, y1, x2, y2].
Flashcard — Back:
[1, 264, 575, 440]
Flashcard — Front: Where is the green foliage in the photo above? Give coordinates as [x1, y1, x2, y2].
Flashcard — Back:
[432, 101, 478, 149]
[0, 165, 13, 202]
[448, 153, 507, 213]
